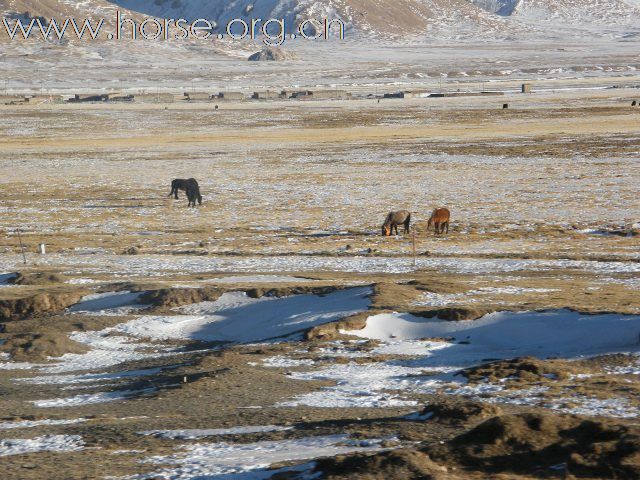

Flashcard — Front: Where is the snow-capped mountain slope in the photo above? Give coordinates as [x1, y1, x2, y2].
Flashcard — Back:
[1, 0, 639, 42]
[470, 0, 640, 26]
[468, 0, 522, 15]
[0, 0, 139, 19]
[110, 0, 342, 32]
[107, 0, 530, 39]
[108, 0, 640, 39]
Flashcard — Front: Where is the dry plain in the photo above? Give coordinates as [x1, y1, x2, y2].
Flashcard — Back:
[0, 81, 639, 479]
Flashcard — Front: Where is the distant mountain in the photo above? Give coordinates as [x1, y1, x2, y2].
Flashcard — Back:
[107, 0, 640, 39]
[1, 0, 639, 42]
[471, 0, 640, 26]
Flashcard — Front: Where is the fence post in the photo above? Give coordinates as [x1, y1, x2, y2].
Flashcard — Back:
[17, 228, 27, 265]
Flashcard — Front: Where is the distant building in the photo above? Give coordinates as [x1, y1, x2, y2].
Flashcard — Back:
[184, 92, 212, 101]
[521, 83, 533, 94]
[131, 93, 175, 103]
[429, 91, 504, 98]
[252, 90, 280, 100]
[292, 90, 351, 100]
[217, 92, 245, 101]
[383, 90, 430, 99]
[70, 93, 109, 103]
[27, 95, 64, 104]
[0, 95, 28, 105]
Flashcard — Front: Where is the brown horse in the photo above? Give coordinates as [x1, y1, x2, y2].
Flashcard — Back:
[382, 210, 411, 236]
[427, 208, 450, 235]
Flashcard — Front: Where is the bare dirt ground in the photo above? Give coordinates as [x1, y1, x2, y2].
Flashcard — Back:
[0, 82, 639, 479]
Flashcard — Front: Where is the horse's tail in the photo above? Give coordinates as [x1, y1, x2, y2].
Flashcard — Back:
[198, 193, 203, 205]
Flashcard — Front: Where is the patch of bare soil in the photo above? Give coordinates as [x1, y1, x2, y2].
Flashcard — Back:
[0, 290, 86, 323]
[313, 448, 456, 480]
[463, 356, 580, 384]
[139, 286, 226, 309]
[8, 271, 69, 286]
[413, 306, 494, 321]
[306, 311, 372, 341]
[429, 412, 640, 478]
[420, 398, 503, 425]
[0, 329, 89, 361]
[140, 284, 346, 311]
[369, 282, 425, 310]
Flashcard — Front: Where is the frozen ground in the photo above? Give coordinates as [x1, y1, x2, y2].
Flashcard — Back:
[0, 45, 639, 479]
[130, 434, 391, 480]
[274, 311, 640, 414]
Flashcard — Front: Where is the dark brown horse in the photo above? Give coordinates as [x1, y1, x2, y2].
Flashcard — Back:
[382, 210, 411, 236]
[169, 178, 202, 207]
[427, 208, 450, 235]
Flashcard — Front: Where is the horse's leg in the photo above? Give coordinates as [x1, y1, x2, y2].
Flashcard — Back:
[394, 224, 399, 236]
[405, 220, 410, 234]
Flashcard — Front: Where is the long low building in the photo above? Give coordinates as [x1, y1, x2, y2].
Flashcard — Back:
[0, 95, 29, 105]
[290, 89, 351, 100]
[130, 93, 176, 103]
[252, 90, 280, 100]
[184, 92, 213, 101]
[216, 92, 245, 101]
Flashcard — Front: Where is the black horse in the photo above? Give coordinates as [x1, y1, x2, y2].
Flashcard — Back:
[169, 178, 202, 207]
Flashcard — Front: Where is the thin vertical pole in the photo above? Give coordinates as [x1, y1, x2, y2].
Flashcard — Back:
[17, 228, 27, 265]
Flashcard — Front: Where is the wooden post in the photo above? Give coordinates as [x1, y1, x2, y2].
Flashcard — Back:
[17, 228, 27, 265]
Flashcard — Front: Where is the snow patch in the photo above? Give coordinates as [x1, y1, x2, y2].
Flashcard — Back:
[0, 418, 88, 430]
[141, 425, 294, 439]
[117, 287, 372, 344]
[131, 434, 390, 479]
[68, 291, 149, 316]
[0, 435, 84, 456]
[32, 388, 156, 408]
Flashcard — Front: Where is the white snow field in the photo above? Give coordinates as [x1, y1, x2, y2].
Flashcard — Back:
[276, 310, 640, 415]
[2, 253, 640, 278]
[68, 291, 150, 316]
[130, 434, 391, 480]
[0, 435, 85, 456]
[117, 287, 372, 343]
[0, 418, 88, 430]
[140, 425, 294, 439]
[1, 287, 371, 408]
[345, 309, 640, 358]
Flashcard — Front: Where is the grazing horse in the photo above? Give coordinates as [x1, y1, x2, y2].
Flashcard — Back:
[382, 210, 411, 236]
[185, 179, 202, 207]
[169, 179, 191, 199]
[427, 208, 450, 235]
[169, 178, 202, 206]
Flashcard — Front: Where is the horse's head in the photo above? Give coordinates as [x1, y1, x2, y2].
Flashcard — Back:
[427, 217, 433, 230]
[382, 224, 391, 236]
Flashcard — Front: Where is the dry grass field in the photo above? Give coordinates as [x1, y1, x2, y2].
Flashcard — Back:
[0, 82, 639, 479]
